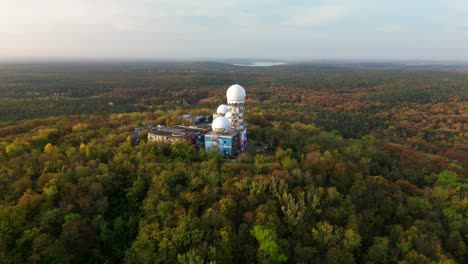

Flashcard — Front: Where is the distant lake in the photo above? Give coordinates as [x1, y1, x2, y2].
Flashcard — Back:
[232, 62, 286, 67]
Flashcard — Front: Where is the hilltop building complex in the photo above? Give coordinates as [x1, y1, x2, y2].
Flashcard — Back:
[204, 84, 247, 156]
[146, 84, 248, 157]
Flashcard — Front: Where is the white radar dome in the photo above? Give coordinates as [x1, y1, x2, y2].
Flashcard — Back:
[226, 84, 246, 102]
[225, 112, 232, 119]
[217, 104, 229, 115]
[212, 117, 231, 134]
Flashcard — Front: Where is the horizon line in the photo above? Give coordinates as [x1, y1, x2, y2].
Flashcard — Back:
[1, 57, 468, 65]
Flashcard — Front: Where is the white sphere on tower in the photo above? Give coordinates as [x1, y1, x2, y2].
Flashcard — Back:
[225, 112, 232, 119]
[212, 117, 231, 134]
[226, 84, 246, 131]
[226, 84, 246, 103]
[216, 104, 229, 115]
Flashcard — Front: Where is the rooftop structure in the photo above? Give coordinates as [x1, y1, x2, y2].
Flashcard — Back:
[182, 114, 210, 126]
[212, 116, 232, 134]
[226, 84, 246, 103]
[130, 125, 155, 145]
[216, 104, 230, 116]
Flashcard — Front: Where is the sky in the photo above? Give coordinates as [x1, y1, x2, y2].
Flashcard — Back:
[1, 0, 468, 61]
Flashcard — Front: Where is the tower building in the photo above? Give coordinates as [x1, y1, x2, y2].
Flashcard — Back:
[226, 84, 246, 131]
[205, 84, 248, 156]
[226, 84, 247, 151]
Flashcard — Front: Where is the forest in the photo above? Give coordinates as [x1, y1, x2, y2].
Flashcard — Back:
[0, 61, 466, 263]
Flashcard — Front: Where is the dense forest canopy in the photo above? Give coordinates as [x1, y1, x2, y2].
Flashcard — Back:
[0, 62, 466, 263]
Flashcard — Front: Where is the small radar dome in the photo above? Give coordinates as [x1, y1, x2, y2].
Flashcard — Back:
[226, 84, 246, 102]
[225, 112, 232, 119]
[212, 117, 231, 134]
[217, 104, 229, 115]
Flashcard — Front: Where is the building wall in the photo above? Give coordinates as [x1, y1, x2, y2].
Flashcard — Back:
[186, 133, 205, 148]
[205, 135, 231, 155]
[240, 128, 247, 150]
[232, 133, 240, 155]
[205, 135, 229, 155]
[148, 133, 187, 144]
[205, 132, 240, 156]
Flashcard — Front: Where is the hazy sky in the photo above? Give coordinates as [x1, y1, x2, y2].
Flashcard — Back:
[1, 0, 468, 60]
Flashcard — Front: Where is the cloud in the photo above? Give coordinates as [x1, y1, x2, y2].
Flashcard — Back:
[373, 25, 407, 33]
[286, 4, 351, 27]
[444, 0, 468, 13]
[0, 0, 467, 59]
[0, 0, 145, 32]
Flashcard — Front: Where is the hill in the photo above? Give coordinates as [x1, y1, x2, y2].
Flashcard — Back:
[0, 62, 466, 263]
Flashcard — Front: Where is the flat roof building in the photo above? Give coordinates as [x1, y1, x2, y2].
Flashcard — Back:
[143, 84, 248, 158]
[148, 125, 210, 147]
[205, 130, 241, 157]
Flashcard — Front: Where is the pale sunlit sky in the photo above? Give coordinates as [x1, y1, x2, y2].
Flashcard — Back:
[1, 0, 468, 61]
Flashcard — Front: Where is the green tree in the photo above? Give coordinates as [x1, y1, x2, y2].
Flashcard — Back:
[364, 237, 392, 264]
[251, 225, 288, 263]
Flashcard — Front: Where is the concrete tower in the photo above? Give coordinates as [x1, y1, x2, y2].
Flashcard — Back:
[226, 84, 246, 131]
[226, 84, 247, 150]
